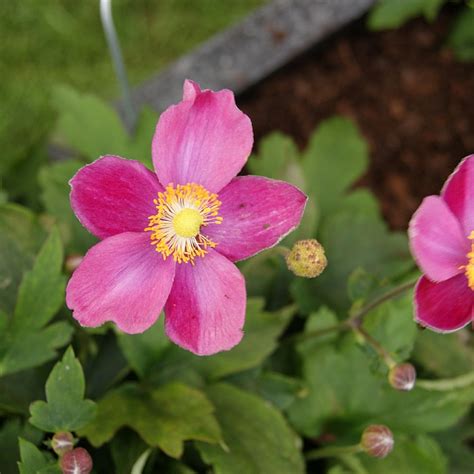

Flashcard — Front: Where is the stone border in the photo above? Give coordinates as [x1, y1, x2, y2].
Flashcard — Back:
[120, 0, 375, 118]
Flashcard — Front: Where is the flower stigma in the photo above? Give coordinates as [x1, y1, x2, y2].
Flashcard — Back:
[145, 183, 223, 264]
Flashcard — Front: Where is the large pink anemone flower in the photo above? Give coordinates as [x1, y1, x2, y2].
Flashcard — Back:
[66, 80, 307, 355]
[409, 155, 474, 332]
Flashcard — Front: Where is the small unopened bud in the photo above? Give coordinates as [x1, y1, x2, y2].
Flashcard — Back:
[361, 425, 394, 458]
[60, 448, 93, 474]
[389, 363, 416, 391]
[51, 432, 74, 456]
[286, 239, 327, 278]
[65, 254, 83, 273]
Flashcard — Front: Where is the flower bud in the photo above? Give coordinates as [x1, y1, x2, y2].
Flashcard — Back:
[286, 239, 327, 278]
[388, 363, 416, 391]
[360, 425, 394, 458]
[65, 254, 83, 273]
[51, 432, 74, 456]
[60, 448, 93, 474]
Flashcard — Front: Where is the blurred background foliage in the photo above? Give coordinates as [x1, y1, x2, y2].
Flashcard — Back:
[1, 0, 474, 473]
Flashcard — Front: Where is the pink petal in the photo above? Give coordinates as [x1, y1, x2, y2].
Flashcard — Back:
[409, 196, 468, 282]
[66, 232, 175, 333]
[441, 155, 474, 236]
[205, 176, 307, 262]
[152, 81, 253, 193]
[164, 249, 246, 355]
[414, 275, 473, 333]
[70, 156, 162, 239]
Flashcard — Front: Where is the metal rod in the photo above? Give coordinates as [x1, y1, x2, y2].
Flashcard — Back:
[100, 0, 136, 130]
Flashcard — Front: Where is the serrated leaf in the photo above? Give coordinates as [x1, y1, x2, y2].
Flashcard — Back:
[287, 307, 473, 437]
[29, 347, 97, 432]
[18, 438, 61, 474]
[360, 434, 447, 474]
[13, 227, 65, 330]
[39, 160, 97, 253]
[0, 204, 46, 314]
[52, 85, 157, 167]
[302, 117, 369, 218]
[449, 7, 474, 62]
[0, 229, 72, 376]
[79, 382, 222, 458]
[196, 383, 304, 474]
[368, 0, 444, 30]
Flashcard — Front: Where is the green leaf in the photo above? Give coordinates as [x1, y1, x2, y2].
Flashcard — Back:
[110, 430, 150, 474]
[0, 229, 72, 376]
[368, 0, 444, 30]
[39, 160, 96, 253]
[196, 383, 304, 474]
[52, 85, 158, 167]
[302, 117, 369, 218]
[292, 211, 412, 313]
[360, 434, 447, 474]
[29, 347, 97, 432]
[18, 438, 61, 474]
[79, 382, 222, 458]
[0, 419, 42, 474]
[449, 7, 474, 62]
[412, 329, 474, 377]
[287, 309, 472, 437]
[13, 227, 65, 330]
[0, 204, 45, 314]
[248, 132, 305, 188]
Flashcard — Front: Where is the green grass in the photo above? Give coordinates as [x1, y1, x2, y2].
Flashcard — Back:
[0, 0, 265, 182]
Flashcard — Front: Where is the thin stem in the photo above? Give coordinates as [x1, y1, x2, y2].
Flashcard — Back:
[287, 279, 417, 345]
[305, 444, 363, 460]
[347, 279, 417, 328]
[417, 371, 474, 391]
[354, 326, 396, 368]
[100, 0, 137, 130]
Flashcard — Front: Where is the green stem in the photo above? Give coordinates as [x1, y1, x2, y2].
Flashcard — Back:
[305, 444, 363, 460]
[347, 279, 417, 328]
[287, 279, 417, 344]
[353, 326, 396, 369]
[417, 371, 474, 391]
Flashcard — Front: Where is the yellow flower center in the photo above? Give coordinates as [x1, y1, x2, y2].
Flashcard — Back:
[173, 208, 204, 238]
[465, 230, 474, 290]
[145, 183, 222, 264]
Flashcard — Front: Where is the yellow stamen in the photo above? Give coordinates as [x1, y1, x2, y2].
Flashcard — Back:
[465, 231, 474, 290]
[144, 183, 223, 264]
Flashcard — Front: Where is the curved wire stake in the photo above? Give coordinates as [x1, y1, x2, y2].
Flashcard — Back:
[100, 0, 137, 131]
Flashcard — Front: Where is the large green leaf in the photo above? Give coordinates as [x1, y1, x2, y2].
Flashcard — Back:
[52, 85, 157, 167]
[0, 204, 45, 314]
[368, 0, 444, 30]
[196, 383, 304, 474]
[302, 117, 369, 218]
[18, 438, 61, 474]
[79, 382, 222, 458]
[449, 7, 474, 62]
[287, 307, 472, 437]
[119, 299, 295, 383]
[39, 160, 96, 253]
[292, 211, 412, 313]
[0, 229, 72, 376]
[29, 347, 97, 432]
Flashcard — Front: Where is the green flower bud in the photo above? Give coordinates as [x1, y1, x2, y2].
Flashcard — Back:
[286, 239, 327, 278]
[361, 425, 394, 458]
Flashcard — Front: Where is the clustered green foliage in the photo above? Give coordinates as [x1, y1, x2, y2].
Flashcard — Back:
[1, 88, 474, 473]
[368, 0, 474, 63]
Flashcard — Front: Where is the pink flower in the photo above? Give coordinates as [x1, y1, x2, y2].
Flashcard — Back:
[66, 80, 307, 355]
[409, 155, 474, 332]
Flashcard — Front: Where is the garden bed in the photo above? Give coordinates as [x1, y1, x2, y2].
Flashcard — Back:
[239, 6, 474, 230]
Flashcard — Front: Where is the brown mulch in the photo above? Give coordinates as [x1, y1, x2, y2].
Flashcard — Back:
[238, 7, 474, 230]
